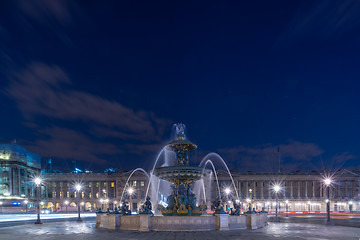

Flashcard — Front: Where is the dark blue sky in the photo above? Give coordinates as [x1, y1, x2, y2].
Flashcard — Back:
[1, 0, 360, 172]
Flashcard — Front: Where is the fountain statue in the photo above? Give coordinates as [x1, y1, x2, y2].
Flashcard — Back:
[139, 196, 153, 215]
[120, 200, 131, 215]
[154, 123, 211, 216]
[230, 198, 241, 216]
[212, 196, 226, 214]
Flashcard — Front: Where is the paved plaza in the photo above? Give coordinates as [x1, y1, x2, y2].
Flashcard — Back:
[0, 220, 360, 240]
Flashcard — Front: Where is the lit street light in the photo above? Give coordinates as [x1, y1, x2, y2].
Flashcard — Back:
[75, 184, 82, 222]
[34, 177, 42, 224]
[273, 184, 281, 222]
[127, 187, 134, 212]
[324, 178, 332, 225]
[24, 200, 29, 213]
[64, 200, 69, 213]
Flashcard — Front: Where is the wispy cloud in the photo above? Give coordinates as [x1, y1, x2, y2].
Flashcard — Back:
[5, 62, 170, 165]
[217, 140, 324, 172]
[283, 0, 360, 40]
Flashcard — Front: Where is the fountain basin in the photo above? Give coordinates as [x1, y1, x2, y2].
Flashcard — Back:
[96, 213, 268, 231]
[153, 166, 211, 184]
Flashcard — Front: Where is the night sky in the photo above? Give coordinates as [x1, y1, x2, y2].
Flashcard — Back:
[1, 0, 360, 173]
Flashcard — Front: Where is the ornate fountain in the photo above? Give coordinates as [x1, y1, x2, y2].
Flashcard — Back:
[96, 123, 268, 231]
[153, 123, 211, 216]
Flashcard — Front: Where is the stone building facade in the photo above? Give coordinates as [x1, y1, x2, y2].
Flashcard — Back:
[42, 169, 360, 213]
[0, 144, 41, 205]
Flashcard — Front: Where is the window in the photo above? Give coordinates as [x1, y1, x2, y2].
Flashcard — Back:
[74, 192, 77, 198]
[67, 191, 69, 198]
[141, 181, 144, 187]
[89, 182, 92, 188]
[82, 192, 85, 198]
[104, 182, 107, 187]
[96, 192, 99, 198]
[133, 181, 137, 187]
[96, 182, 99, 188]
[111, 182, 115, 188]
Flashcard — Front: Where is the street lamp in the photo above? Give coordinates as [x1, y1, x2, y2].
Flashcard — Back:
[324, 178, 332, 225]
[75, 184, 82, 222]
[273, 184, 281, 222]
[349, 201, 353, 213]
[24, 200, 29, 213]
[64, 200, 69, 213]
[100, 198, 104, 210]
[285, 200, 289, 217]
[127, 187, 134, 212]
[34, 177, 42, 224]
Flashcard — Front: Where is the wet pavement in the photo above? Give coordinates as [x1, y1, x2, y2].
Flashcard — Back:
[0, 220, 360, 240]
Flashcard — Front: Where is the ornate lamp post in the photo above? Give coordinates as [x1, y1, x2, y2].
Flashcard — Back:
[349, 201, 353, 213]
[24, 200, 28, 213]
[225, 188, 231, 211]
[127, 187, 134, 212]
[34, 177, 42, 224]
[324, 178, 332, 225]
[64, 200, 69, 213]
[75, 184, 82, 222]
[285, 200, 289, 217]
[273, 184, 281, 222]
[100, 199, 104, 210]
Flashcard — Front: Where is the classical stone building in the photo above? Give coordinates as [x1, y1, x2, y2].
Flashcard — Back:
[216, 169, 360, 212]
[0, 144, 358, 212]
[42, 168, 360, 213]
[43, 171, 148, 212]
[0, 144, 41, 205]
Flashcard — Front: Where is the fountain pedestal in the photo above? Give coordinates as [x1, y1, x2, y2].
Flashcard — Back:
[139, 215, 151, 232]
[215, 214, 230, 230]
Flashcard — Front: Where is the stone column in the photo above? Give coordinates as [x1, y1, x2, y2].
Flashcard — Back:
[345, 181, 348, 197]
[25, 169, 29, 198]
[106, 181, 110, 198]
[253, 181, 256, 199]
[245, 181, 249, 197]
[261, 181, 264, 199]
[312, 181, 315, 198]
[268, 182, 271, 199]
[305, 181, 308, 198]
[91, 181, 94, 199]
[298, 181, 301, 199]
[18, 168, 21, 196]
[8, 167, 12, 195]
[98, 182, 101, 199]
[60, 182, 63, 199]
[290, 181, 293, 199]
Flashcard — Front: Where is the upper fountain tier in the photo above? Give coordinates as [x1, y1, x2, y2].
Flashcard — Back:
[165, 123, 197, 166]
[154, 123, 210, 185]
